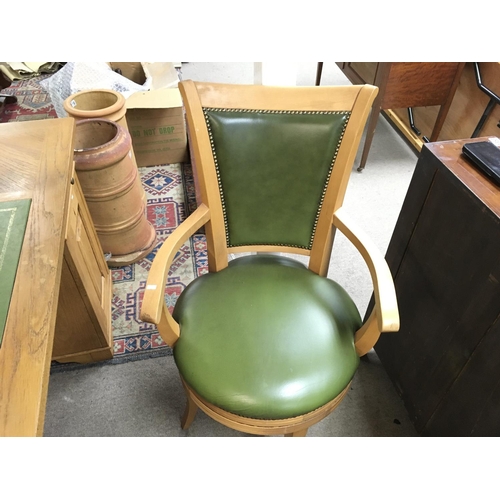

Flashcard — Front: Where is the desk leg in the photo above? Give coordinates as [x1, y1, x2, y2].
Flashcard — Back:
[430, 104, 449, 142]
[358, 105, 381, 172]
[430, 62, 465, 142]
[315, 62, 323, 86]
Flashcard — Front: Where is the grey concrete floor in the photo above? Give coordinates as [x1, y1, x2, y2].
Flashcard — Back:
[45, 350, 417, 437]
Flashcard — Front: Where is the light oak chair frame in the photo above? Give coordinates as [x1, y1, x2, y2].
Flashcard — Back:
[140, 81, 399, 436]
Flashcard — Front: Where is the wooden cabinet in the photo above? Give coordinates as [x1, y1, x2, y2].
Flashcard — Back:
[319, 62, 500, 166]
[52, 174, 113, 364]
[0, 118, 113, 436]
[332, 63, 465, 171]
[374, 137, 500, 436]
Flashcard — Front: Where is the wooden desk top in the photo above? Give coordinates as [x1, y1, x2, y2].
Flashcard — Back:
[424, 137, 500, 219]
[0, 118, 75, 436]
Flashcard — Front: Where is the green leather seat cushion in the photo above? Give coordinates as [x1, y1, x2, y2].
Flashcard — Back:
[173, 254, 361, 420]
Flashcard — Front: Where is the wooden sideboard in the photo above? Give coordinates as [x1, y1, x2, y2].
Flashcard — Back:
[0, 118, 113, 436]
[373, 137, 500, 436]
[318, 63, 500, 171]
[324, 63, 465, 171]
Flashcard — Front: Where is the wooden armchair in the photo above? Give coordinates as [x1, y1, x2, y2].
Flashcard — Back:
[140, 80, 399, 436]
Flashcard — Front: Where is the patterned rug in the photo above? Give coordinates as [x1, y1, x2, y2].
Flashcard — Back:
[107, 163, 208, 364]
[1, 71, 208, 368]
[0, 75, 58, 122]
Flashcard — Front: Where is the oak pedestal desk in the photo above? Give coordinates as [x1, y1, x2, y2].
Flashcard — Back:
[0, 118, 113, 437]
[374, 137, 500, 436]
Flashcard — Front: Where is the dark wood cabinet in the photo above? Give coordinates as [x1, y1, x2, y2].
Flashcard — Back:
[374, 137, 500, 436]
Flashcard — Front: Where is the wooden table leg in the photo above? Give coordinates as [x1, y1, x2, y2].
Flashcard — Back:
[358, 105, 381, 172]
[315, 62, 323, 86]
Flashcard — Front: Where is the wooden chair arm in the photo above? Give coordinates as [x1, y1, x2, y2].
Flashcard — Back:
[332, 207, 400, 356]
[140, 204, 211, 341]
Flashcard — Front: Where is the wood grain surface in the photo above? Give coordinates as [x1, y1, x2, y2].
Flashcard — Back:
[0, 118, 75, 436]
[390, 62, 500, 148]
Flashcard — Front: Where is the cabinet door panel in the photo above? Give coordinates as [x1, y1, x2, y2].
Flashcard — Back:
[424, 317, 500, 436]
[393, 169, 500, 430]
[52, 258, 103, 357]
[53, 177, 112, 361]
[375, 150, 500, 435]
[74, 208, 104, 304]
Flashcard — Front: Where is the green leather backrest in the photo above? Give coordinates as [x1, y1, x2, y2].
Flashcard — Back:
[204, 108, 350, 249]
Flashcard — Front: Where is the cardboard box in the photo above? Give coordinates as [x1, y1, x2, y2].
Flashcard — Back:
[109, 62, 179, 91]
[126, 88, 188, 166]
[109, 62, 146, 85]
[109, 62, 188, 166]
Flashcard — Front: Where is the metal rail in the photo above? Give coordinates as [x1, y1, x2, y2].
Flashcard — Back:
[471, 62, 500, 137]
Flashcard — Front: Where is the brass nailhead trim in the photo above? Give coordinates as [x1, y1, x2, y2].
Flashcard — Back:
[309, 114, 350, 248]
[203, 108, 351, 249]
[227, 242, 310, 250]
[204, 108, 346, 115]
[203, 109, 229, 242]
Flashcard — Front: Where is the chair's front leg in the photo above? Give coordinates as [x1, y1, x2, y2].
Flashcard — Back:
[181, 387, 199, 430]
[155, 303, 181, 348]
[354, 309, 381, 357]
[284, 428, 308, 437]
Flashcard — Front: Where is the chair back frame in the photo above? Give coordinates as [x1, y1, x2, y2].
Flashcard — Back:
[179, 81, 379, 276]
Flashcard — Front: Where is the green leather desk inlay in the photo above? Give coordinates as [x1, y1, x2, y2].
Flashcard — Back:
[0, 198, 31, 347]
